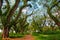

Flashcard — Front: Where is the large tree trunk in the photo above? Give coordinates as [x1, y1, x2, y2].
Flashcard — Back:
[3, 26, 9, 38]
[20, 26, 24, 34]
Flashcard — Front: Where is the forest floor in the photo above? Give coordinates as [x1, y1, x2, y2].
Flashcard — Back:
[1, 31, 60, 40]
[2, 35, 35, 40]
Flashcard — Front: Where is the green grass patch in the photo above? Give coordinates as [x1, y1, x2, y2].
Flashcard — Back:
[33, 31, 60, 40]
[0, 33, 2, 40]
[9, 33, 24, 38]
[42, 30, 60, 35]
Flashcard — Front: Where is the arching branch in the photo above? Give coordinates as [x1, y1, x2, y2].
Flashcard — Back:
[14, 0, 32, 22]
[15, 4, 31, 21]
[3, 0, 10, 16]
[46, 0, 60, 26]
[5, 0, 10, 10]
[6, 0, 20, 22]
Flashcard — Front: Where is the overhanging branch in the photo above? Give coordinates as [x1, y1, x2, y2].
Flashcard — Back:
[50, 1, 60, 9]
[46, 0, 60, 26]
[3, 0, 10, 16]
[15, 4, 32, 22]
[5, 0, 10, 10]
[6, 0, 20, 22]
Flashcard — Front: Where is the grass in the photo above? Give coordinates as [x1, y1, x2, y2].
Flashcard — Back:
[34, 34, 60, 40]
[0, 30, 60, 40]
[0, 33, 24, 40]
[0, 33, 2, 40]
[32, 31, 60, 40]
[9, 33, 24, 38]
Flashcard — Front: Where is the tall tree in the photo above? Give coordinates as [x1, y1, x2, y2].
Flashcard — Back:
[46, 0, 60, 26]
[0, 0, 31, 38]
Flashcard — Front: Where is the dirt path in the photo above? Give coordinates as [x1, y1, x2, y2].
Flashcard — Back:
[11, 35, 35, 40]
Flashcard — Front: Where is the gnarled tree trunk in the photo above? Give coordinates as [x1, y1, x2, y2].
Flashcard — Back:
[3, 27, 9, 38]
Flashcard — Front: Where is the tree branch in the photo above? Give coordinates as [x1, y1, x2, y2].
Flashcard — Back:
[5, 0, 10, 10]
[0, 0, 3, 9]
[3, 0, 10, 16]
[21, 11, 34, 26]
[7, 0, 32, 30]
[0, 0, 3, 16]
[14, 4, 31, 22]
[50, 1, 60, 9]
[6, 0, 20, 22]
[46, 1, 60, 26]
[14, 0, 31, 22]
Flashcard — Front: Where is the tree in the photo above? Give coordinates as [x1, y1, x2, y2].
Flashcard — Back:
[45, 0, 60, 26]
[13, 11, 34, 34]
[35, 0, 60, 26]
[0, 0, 31, 38]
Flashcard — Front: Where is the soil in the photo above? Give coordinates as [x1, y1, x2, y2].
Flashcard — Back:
[2, 35, 35, 40]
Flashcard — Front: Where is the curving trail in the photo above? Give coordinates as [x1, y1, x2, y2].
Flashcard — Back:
[10, 35, 35, 40]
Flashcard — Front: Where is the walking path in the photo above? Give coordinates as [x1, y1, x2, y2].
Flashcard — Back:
[2, 35, 35, 40]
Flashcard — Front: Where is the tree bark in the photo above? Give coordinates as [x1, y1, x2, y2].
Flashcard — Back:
[20, 26, 24, 34]
[2, 0, 20, 38]
[3, 26, 9, 38]
[7, 0, 20, 22]
[0, 0, 3, 16]
[0, 0, 3, 9]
